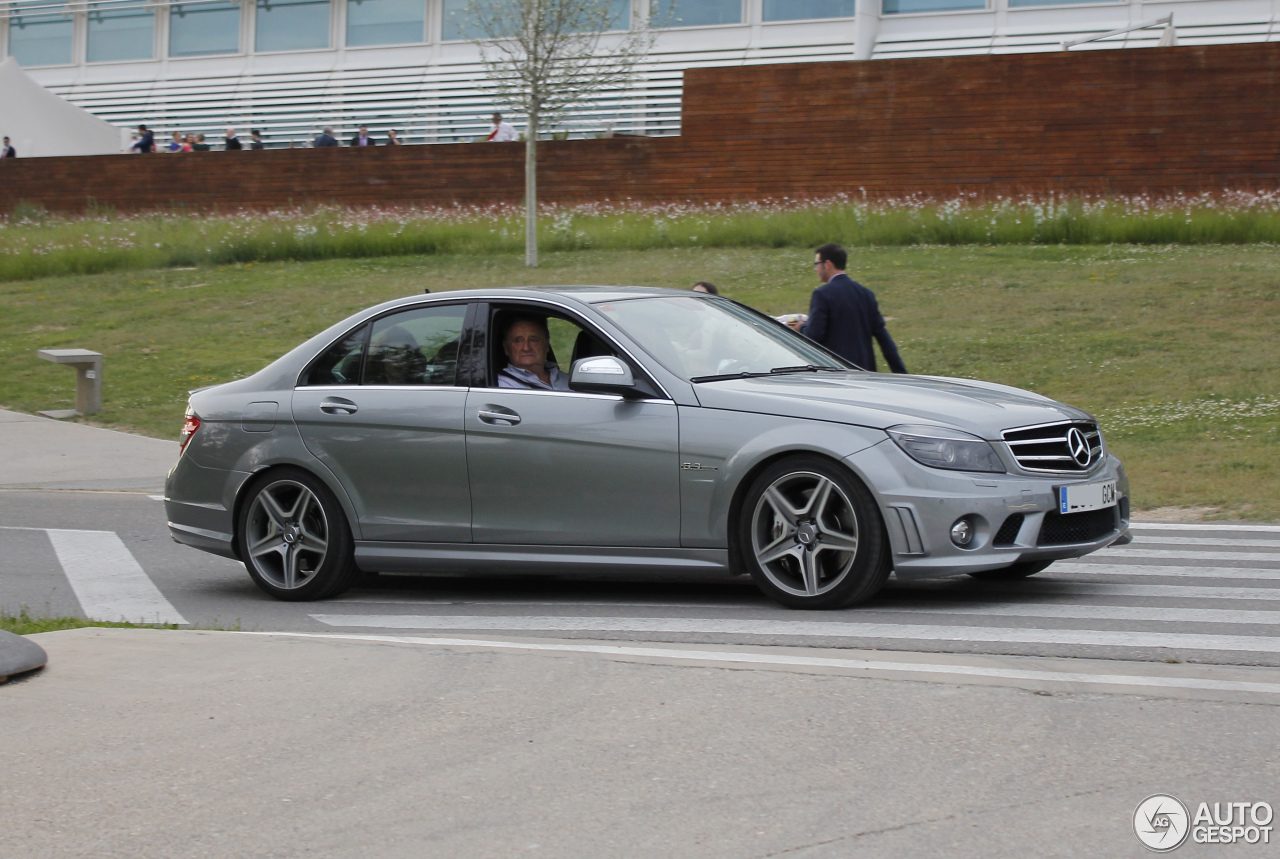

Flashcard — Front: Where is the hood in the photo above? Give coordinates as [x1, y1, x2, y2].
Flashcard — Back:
[691, 372, 1092, 438]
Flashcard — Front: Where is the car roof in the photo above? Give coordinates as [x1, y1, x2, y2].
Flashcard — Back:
[374, 285, 701, 313]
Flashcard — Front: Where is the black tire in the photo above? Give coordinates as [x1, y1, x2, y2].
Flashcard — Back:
[237, 467, 359, 601]
[968, 560, 1053, 581]
[738, 455, 891, 609]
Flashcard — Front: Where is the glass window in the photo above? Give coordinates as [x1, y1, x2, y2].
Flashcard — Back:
[256, 0, 331, 52]
[596, 296, 845, 380]
[440, 0, 471, 40]
[346, 0, 425, 46]
[169, 2, 241, 57]
[443, 0, 627, 41]
[87, 3, 155, 63]
[305, 324, 369, 386]
[595, 0, 630, 30]
[7, 1, 74, 66]
[664, 0, 740, 28]
[882, 0, 984, 12]
[365, 305, 467, 386]
[763, 0, 855, 21]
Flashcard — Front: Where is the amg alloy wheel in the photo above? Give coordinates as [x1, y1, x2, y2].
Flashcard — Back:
[740, 456, 890, 609]
[238, 468, 358, 601]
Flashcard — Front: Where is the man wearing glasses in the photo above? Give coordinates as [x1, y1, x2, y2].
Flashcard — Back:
[791, 243, 908, 374]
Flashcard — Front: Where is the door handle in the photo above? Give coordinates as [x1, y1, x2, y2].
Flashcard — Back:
[320, 397, 358, 415]
[478, 407, 521, 426]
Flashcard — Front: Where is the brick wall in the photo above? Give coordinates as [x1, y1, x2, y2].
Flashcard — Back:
[3, 42, 1278, 213]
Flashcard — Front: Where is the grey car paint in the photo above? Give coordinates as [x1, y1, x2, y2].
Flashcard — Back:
[293, 386, 471, 542]
[165, 286, 1129, 585]
[464, 387, 681, 546]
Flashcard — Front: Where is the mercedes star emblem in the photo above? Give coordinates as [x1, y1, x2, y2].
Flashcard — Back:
[1066, 427, 1091, 467]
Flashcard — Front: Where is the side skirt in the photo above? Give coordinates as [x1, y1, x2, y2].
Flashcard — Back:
[355, 542, 731, 576]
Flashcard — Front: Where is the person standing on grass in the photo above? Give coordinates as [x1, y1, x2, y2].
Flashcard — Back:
[791, 242, 908, 374]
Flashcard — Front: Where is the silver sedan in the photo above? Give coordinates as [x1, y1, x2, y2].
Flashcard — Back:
[165, 286, 1130, 610]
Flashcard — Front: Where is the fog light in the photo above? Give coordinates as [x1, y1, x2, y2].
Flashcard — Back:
[951, 518, 974, 547]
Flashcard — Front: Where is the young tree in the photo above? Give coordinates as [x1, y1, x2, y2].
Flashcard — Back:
[460, 0, 655, 266]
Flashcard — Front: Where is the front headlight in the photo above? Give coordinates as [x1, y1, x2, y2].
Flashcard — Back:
[886, 425, 1006, 473]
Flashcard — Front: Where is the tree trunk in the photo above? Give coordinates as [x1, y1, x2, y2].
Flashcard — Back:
[524, 106, 539, 267]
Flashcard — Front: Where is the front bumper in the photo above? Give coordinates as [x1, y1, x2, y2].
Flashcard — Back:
[846, 441, 1129, 580]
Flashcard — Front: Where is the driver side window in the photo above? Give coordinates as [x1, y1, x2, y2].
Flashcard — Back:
[488, 307, 616, 388]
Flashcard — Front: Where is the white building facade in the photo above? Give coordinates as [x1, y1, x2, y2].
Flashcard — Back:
[2, 0, 1276, 146]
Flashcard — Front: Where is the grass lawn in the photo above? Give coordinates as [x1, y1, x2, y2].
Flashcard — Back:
[0, 244, 1276, 519]
[0, 607, 182, 636]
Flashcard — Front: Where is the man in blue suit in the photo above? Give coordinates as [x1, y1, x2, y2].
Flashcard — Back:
[799, 243, 907, 373]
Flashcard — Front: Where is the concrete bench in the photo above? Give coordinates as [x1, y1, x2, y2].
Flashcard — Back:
[37, 349, 103, 419]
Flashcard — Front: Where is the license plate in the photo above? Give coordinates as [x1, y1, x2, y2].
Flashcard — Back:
[1059, 481, 1117, 514]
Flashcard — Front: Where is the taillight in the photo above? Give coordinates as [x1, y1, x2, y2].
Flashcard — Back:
[179, 407, 201, 454]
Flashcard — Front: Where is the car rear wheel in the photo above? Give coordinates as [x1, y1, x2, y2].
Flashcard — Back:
[968, 560, 1053, 581]
[238, 468, 358, 601]
[739, 456, 891, 609]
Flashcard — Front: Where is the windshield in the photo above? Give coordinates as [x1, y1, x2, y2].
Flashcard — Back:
[595, 296, 849, 381]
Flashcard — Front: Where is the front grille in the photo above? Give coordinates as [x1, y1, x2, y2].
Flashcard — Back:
[1038, 508, 1117, 545]
[993, 514, 1024, 546]
[1002, 421, 1104, 473]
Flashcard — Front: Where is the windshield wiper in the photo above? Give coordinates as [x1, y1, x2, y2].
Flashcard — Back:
[690, 365, 845, 383]
[689, 371, 775, 383]
[767, 365, 845, 375]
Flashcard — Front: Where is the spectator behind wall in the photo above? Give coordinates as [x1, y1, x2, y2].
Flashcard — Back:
[488, 113, 517, 142]
[225, 128, 242, 151]
[192, 134, 211, 152]
[350, 125, 376, 146]
[314, 127, 339, 148]
[250, 129, 265, 150]
[130, 124, 155, 153]
[1, 137, 15, 158]
[386, 129, 402, 145]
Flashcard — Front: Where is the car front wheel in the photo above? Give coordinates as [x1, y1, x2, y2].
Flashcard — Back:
[739, 456, 891, 609]
[237, 468, 358, 601]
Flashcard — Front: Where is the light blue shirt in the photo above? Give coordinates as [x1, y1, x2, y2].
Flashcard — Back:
[498, 363, 570, 391]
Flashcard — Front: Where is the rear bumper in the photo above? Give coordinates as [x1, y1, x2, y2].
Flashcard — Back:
[164, 454, 248, 561]
[168, 520, 238, 560]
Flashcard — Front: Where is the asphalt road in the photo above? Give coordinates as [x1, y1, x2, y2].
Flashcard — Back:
[5, 480, 1280, 857]
[4, 488, 1279, 669]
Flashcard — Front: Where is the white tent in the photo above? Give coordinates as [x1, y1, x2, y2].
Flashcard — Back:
[0, 57, 131, 158]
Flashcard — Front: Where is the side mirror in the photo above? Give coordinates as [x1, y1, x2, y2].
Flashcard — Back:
[569, 355, 636, 395]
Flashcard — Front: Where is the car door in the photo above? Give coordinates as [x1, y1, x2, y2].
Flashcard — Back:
[464, 306, 681, 547]
[293, 302, 472, 543]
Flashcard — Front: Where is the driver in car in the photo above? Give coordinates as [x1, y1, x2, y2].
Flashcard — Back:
[498, 315, 571, 391]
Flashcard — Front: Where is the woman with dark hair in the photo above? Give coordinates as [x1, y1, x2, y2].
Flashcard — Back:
[692, 282, 719, 295]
